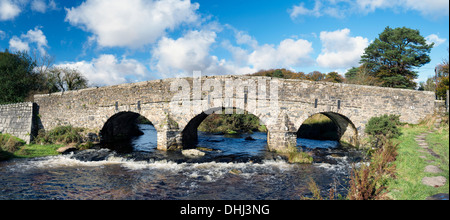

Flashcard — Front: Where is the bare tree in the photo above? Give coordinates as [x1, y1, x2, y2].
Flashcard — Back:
[63, 68, 88, 91]
[46, 67, 89, 93]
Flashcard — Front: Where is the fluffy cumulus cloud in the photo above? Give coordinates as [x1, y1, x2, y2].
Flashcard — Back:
[65, 0, 200, 48]
[57, 54, 150, 86]
[31, 0, 57, 13]
[0, 0, 21, 20]
[8, 26, 48, 54]
[316, 28, 369, 69]
[151, 28, 315, 77]
[0, 0, 58, 20]
[151, 30, 217, 75]
[248, 39, 314, 70]
[289, 0, 449, 19]
[9, 36, 30, 51]
[426, 34, 447, 47]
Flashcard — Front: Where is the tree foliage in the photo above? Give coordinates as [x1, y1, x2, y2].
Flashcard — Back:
[249, 68, 344, 83]
[418, 78, 436, 92]
[360, 27, 433, 89]
[345, 65, 382, 86]
[46, 67, 89, 93]
[365, 114, 402, 148]
[0, 50, 38, 104]
[436, 59, 449, 100]
[325, 71, 344, 83]
[0, 50, 90, 104]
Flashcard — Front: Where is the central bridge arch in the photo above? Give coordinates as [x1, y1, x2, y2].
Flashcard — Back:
[180, 107, 269, 148]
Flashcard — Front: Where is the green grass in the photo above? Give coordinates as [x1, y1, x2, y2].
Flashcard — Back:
[386, 125, 449, 200]
[1, 133, 64, 161]
[13, 144, 63, 158]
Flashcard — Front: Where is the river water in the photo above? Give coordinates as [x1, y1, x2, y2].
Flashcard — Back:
[0, 125, 364, 200]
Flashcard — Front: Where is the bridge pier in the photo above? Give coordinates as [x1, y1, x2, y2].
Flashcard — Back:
[267, 131, 297, 152]
[157, 129, 183, 151]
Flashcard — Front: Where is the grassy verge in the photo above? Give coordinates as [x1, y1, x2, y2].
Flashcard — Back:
[13, 144, 63, 158]
[1, 126, 91, 161]
[386, 125, 449, 200]
[1, 142, 62, 161]
[1, 133, 63, 160]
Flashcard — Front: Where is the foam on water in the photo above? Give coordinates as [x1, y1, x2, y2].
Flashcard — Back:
[6, 152, 296, 183]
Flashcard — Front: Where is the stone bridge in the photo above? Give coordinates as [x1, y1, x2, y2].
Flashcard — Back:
[24, 75, 435, 151]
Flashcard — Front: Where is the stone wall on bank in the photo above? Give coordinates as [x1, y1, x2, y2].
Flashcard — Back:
[0, 102, 37, 144]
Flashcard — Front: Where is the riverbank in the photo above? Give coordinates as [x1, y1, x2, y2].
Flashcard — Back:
[0, 139, 63, 161]
[386, 124, 449, 200]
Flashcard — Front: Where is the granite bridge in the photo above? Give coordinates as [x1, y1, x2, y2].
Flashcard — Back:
[1, 75, 436, 151]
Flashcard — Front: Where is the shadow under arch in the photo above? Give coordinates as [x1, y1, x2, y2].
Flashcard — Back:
[100, 111, 155, 152]
[298, 112, 359, 147]
[181, 107, 267, 148]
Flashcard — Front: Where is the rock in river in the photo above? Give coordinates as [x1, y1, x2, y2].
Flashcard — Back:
[182, 149, 206, 158]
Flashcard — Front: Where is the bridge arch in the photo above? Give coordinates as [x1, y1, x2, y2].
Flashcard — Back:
[296, 111, 359, 146]
[99, 111, 160, 151]
[180, 107, 269, 148]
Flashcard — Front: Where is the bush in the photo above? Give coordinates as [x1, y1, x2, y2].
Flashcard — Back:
[365, 115, 401, 148]
[0, 133, 26, 153]
[34, 126, 84, 144]
[347, 137, 398, 200]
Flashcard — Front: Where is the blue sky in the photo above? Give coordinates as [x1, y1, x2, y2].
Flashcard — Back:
[0, 0, 448, 86]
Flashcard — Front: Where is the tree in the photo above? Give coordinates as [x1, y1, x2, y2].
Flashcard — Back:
[46, 67, 89, 92]
[435, 52, 449, 100]
[345, 67, 359, 79]
[0, 50, 38, 104]
[365, 114, 401, 148]
[418, 77, 436, 92]
[361, 27, 433, 89]
[345, 65, 382, 86]
[325, 72, 344, 83]
[307, 71, 326, 81]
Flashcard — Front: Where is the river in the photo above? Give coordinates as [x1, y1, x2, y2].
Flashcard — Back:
[0, 124, 364, 200]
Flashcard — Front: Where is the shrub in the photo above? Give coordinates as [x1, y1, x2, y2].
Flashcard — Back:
[279, 146, 313, 164]
[365, 114, 401, 148]
[347, 137, 398, 200]
[0, 133, 26, 153]
[34, 126, 84, 144]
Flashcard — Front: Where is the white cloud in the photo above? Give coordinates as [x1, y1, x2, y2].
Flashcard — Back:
[289, 0, 449, 19]
[31, 0, 47, 13]
[57, 54, 150, 86]
[0, 0, 21, 20]
[65, 0, 200, 48]
[316, 28, 369, 69]
[426, 34, 447, 47]
[0, 30, 6, 40]
[151, 29, 251, 77]
[9, 26, 48, 54]
[248, 39, 314, 70]
[151, 30, 217, 75]
[401, 0, 449, 18]
[151, 28, 314, 77]
[23, 27, 48, 54]
[9, 36, 30, 51]
[289, 0, 323, 19]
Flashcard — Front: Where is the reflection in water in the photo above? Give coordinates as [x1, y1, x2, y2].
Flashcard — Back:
[0, 124, 363, 200]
